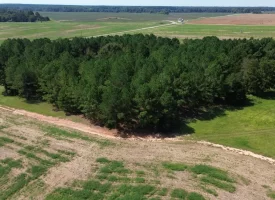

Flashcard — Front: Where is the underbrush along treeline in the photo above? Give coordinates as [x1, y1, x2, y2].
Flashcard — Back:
[0, 35, 275, 131]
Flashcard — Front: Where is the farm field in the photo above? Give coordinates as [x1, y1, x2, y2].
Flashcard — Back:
[40, 12, 229, 22]
[0, 109, 275, 200]
[189, 13, 275, 25]
[0, 20, 165, 44]
[2, 13, 275, 44]
[2, 10, 275, 200]
[133, 24, 275, 39]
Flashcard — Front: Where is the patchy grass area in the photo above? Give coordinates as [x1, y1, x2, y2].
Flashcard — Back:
[183, 95, 275, 158]
[47, 158, 209, 200]
[42, 126, 113, 147]
[162, 162, 236, 194]
[0, 109, 275, 199]
[162, 162, 188, 171]
[0, 110, 115, 199]
[268, 190, 275, 199]
[0, 136, 76, 200]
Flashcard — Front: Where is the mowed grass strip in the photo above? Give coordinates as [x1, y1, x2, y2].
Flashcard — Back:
[0, 86, 66, 118]
[183, 95, 275, 158]
[135, 23, 275, 39]
[42, 126, 113, 147]
[162, 162, 188, 171]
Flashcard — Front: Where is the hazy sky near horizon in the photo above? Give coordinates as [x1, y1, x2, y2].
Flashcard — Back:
[0, 0, 275, 7]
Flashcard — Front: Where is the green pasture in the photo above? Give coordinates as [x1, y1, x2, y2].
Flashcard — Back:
[40, 12, 228, 22]
[0, 86, 87, 124]
[134, 24, 275, 39]
[1, 12, 275, 44]
[1, 21, 275, 45]
[0, 20, 163, 44]
[185, 95, 275, 158]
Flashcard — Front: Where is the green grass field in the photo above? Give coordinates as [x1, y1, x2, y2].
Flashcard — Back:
[0, 20, 164, 44]
[0, 86, 88, 124]
[184, 95, 275, 158]
[40, 12, 229, 22]
[134, 24, 275, 39]
[1, 12, 275, 45]
[0, 86, 66, 117]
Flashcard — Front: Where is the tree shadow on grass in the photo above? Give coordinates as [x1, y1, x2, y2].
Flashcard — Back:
[118, 98, 255, 138]
[24, 99, 42, 104]
[257, 91, 275, 100]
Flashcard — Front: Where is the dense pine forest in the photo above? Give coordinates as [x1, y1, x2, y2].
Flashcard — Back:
[1, 4, 274, 14]
[0, 35, 275, 131]
[0, 9, 49, 22]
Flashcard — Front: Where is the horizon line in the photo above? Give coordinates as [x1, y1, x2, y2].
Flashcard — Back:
[0, 3, 274, 8]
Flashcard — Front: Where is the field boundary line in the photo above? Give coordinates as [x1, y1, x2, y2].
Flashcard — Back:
[198, 141, 275, 165]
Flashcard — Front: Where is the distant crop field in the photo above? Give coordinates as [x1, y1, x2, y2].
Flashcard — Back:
[0, 21, 162, 43]
[1, 12, 275, 44]
[40, 12, 229, 22]
[133, 24, 275, 39]
[189, 13, 275, 25]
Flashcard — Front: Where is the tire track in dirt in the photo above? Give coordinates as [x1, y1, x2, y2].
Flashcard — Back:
[1, 105, 275, 166]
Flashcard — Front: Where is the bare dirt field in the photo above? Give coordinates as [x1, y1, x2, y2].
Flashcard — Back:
[189, 14, 275, 25]
[1, 107, 275, 199]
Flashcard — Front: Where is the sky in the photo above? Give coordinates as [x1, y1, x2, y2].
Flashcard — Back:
[0, 0, 275, 7]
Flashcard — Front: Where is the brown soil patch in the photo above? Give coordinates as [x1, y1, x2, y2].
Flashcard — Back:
[189, 14, 275, 25]
[66, 25, 102, 33]
[1, 108, 275, 199]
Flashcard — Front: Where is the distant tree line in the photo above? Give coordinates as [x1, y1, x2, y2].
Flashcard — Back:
[1, 4, 275, 14]
[1, 35, 275, 131]
[0, 9, 50, 22]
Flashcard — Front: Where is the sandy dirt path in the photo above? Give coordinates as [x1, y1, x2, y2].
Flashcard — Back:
[91, 21, 178, 37]
[0, 105, 275, 167]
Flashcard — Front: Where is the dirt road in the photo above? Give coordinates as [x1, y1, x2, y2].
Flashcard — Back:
[91, 20, 178, 37]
